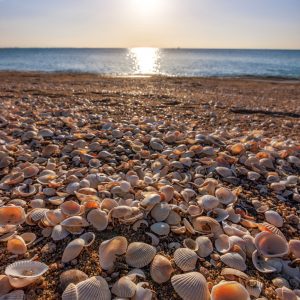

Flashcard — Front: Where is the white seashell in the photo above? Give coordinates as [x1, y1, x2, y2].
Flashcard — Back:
[166, 210, 181, 225]
[140, 194, 161, 209]
[222, 221, 249, 237]
[264, 210, 283, 227]
[150, 203, 170, 222]
[19, 232, 36, 246]
[99, 236, 128, 270]
[111, 276, 136, 298]
[211, 281, 250, 300]
[183, 238, 199, 252]
[220, 253, 247, 271]
[192, 216, 222, 236]
[215, 234, 231, 253]
[133, 282, 153, 300]
[145, 232, 160, 246]
[150, 254, 174, 283]
[252, 250, 277, 273]
[51, 225, 69, 241]
[246, 279, 263, 298]
[62, 283, 78, 300]
[171, 272, 210, 300]
[79, 232, 95, 247]
[196, 236, 213, 257]
[62, 238, 85, 263]
[198, 195, 219, 211]
[119, 181, 131, 193]
[125, 242, 156, 268]
[87, 209, 108, 231]
[5, 260, 48, 288]
[275, 286, 298, 300]
[174, 248, 198, 271]
[159, 185, 174, 202]
[60, 269, 88, 291]
[150, 222, 170, 236]
[215, 187, 237, 205]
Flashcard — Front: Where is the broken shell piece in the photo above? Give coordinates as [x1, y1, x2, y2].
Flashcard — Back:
[252, 250, 277, 273]
[183, 238, 199, 252]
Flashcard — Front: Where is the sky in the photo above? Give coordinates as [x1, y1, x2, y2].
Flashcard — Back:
[0, 0, 299, 49]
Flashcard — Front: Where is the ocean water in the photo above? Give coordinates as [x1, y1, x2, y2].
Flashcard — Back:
[0, 48, 299, 78]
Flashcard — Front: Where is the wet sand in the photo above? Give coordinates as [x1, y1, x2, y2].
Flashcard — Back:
[0, 72, 299, 300]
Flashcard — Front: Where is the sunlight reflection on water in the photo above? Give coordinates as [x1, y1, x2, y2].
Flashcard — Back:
[128, 47, 160, 74]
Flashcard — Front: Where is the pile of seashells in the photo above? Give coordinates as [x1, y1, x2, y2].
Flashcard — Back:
[0, 113, 299, 300]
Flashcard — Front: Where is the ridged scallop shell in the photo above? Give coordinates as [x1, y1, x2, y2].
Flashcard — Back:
[76, 276, 111, 300]
[62, 238, 85, 263]
[111, 276, 136, 298]
[150, 254, 174, 283]
[192, 216, 222, 236]
[171, 272, 210, 300]
[220, 268, 249, 281]
[215, 234, 231, 253]
[289, 239, 300, 258]
[125, 242, 156, 268]
[246, 279, 263, 298]
[0, 290, 25, 300]
[51, 224, 69, 241]
[87, 209, 108, 231]
[62, 283, 78, 300]
[60, 201, 81, 216]
[151, 203, 170, 222]
[198, 195, 219, 211]
[215, 187, 237, 205]
[264, 210, 283, 228]
[60, 269, 88, 291]
[79, 232, 95, 247]
[255, 232, 289, 258]
[150, 222, 170, 236]
[174, 248, 198, 271]
[7, 235, 27, 255]
[0, 206, 25, 226]
[220, 253, 247, 271]
[252, 250, 277, 273]
[99, 236, 128, 270]
[5, 260, 48, 288]
[196, 236, 213, 257]
[0, 275, 12, 297]
[257, 222, 286, 240]
[211, 281, 250, 300]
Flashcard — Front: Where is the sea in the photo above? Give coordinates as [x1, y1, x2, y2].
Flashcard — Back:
[0, 48, 299, 78]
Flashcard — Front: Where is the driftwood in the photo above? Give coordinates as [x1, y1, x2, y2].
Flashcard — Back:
[230, 108, 300, 118]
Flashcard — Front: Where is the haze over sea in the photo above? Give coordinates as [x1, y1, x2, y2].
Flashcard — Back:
[0, 48, 300, 78]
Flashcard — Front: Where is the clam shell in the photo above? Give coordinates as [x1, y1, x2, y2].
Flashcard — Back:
[87, 209, 108, 231]
[5, 260, 48, 288]
[174, 248, 198, 271]
[215, 187, 237, 205]
[150, 254, 174, 283]
[45, 209, 65, 226]
[150, 222, 170, 236]
[150, 203, 170, 222]
[125, 242, 156, 268]
[264, 210, 283, 228]
[51, 224, 69, 241]
[60, 269, 88, 291]
[171, 272, 210, 300]
[62, 283, 78, 300]
[76, 276, 111, 300]
[111, 276, 136, 298]
[100, 198, 118, 211]
[220, 253, 247, 271]
[61, 216, 89, 228]
[0, 275, 12, 297]
[183, 238, 199, 251]
[19, 232, 36, 246]
[196, 236, 213, 257]
[222, 221, 249, 237]
[275, 286, 298, 300]
[79, 232, 95, 247]
[211, 281, 250, 300]
[60, 201, 81, 217]
[7, 235, 27, 255]
[0, 206, 25, 226]
[215, 234, 231, 253]
[0, 231, 17, 242]
[192, 216, 222, 236]
[99, 236, 128, 270]
[198, 195, 219, 211]
[252, 249, 277, 273]
[159, 185, 174, 202]
[255, 232, 289, 258]
[207, 208, 229, 222]
[62, 238, 85, 263]
[166, 210, 181, 225]
[140, 194, 161, 209]
[289, 239, 300, 258]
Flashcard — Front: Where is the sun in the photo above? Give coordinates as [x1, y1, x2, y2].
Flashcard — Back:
[130, 0, 162, 14]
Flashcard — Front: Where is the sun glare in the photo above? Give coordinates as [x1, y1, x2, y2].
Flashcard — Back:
[131, 0, 162, 14]
[129, 48, 160, 75]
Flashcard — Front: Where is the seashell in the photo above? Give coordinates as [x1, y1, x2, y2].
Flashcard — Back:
[127, 268, 146, 280]
[76, 276, 111, 300]
[166, 210, 181, 225]
[215, 234, 231, 253]
[100, 198, 118, 211]
[42, 144, 59, 157]
[75, 188, 99, 202]
[264, 210, 283, 227]
[183, 218, 195, 234]
[79, 232, 95, 247]
[145, 232, 160, 246]
[211, 281, 250, 300]
[7, 235, 27, 255]
[181, 188, 196, 202]
[60, 201, 82, 216]
[252, 250, 277, 273]
[50, 221, 69, 239]
[133, 282, 153, 300]
[207, 208, 229, 222]
[229, 143, 245, 155]
[99, 236, 128, 270]
[187, 205, 203, 217]
[150, 254, 174, 283]
[89, 158, 101, 168]
[5, 260, 48, 288]
[22, 165, 39, 178]
[171, 272, 210, 300]
[220, 268, 249, 281]
[222, 221, 249, 237]
[0, 275, 12, 297]
[48, 196, 65, 206]
[7, 199, 27, 207]
[0, 290, 25, 300]
[220, 253, 247, 271]
[255, 232, 289, 258]
[15, 184, 37, 197]
[0, 225, 17, 235]
[246, 279, 263, 298]
[173, 248, 198, 271]
[198, 195, 219, 211]
[62, 238, 85, 263]
[61, 283, 78, 300]
[257, 222, 286, 240]
[0, 230, 17, 242]
[87, 209, 108, 231]
[60, 269, 88, 291]
[19, 232, 36, 246]
[192, 216, 222, 236]
[119, 180, 131, 193]
[159, 185, 174, 202]
[242, 235, 256, 258]
[61, 216, 89, 228]
[275, 286, 298, 300]
[140, 193, 161, 209]
[216, 166, 232, 177]
[215, 187, 237, 205]
[196, 236, 213, 257]
[150, 202, 170, 222]
[30, 198, 45, 208]
[132, 219, 149, 231]
[110, 206, 132, 219]
[247, 171, 260, 181]
[0, 206, 25, 226]
[125, 242, 156, 268]
[3, 172, 24, 185]
[111, 276, 136, 298]
[226, 206, 241, 223]
[272, 277, 290, 289]
[150, 222, 170, 236]
[198, 178, 218, 195]
[289, 240, 300, 258]
[183, 238, 199, 251]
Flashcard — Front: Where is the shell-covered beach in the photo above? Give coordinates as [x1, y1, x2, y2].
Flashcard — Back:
[0, 72, 299, 300]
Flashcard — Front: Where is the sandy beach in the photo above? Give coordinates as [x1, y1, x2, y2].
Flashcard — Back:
[0, 72, 299, 300]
